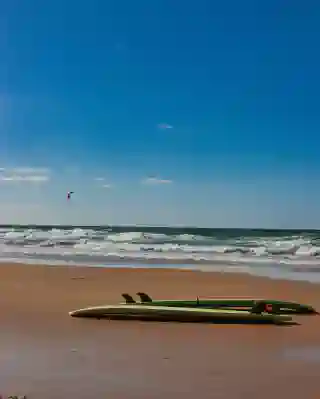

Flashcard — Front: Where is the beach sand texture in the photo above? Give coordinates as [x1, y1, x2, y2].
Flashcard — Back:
[0, 263, 320, 399]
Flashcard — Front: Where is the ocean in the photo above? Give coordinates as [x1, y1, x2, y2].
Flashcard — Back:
[1, 225, 320, 283]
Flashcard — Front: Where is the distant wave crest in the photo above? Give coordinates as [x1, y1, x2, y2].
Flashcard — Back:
[0, 226, 320, 282]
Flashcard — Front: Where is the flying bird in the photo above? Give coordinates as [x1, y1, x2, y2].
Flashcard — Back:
[67, 191, 74, 200]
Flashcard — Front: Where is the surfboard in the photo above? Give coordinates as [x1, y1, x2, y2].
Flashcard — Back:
[120, 292, 317, 315]
[69, 304, 292, 324]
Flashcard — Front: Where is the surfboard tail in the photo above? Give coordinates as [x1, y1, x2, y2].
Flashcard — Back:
[137, 292, 152, 303]
[122, 293, 136, 304]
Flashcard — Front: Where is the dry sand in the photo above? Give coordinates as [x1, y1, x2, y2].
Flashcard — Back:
[0, 263, 319, 399]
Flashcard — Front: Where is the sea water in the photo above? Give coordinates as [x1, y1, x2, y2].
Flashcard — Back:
[0, 225, 320, 283]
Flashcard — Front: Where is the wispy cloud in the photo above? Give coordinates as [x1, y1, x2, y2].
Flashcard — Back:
[0, 175, 49, 182]
[0, 166, 50, 183]
[93, 177, 112, 188]
[0, 167, 50, 174]
[157, 123, 173, 130]
[142, 177, 173, 185]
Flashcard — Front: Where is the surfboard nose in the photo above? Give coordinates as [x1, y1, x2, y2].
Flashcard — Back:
[301, 305, 318, 314]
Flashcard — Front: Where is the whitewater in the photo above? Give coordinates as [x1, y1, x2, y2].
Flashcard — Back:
[1, 225, 320, 283]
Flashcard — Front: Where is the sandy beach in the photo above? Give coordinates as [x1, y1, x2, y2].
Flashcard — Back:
[0, 263, 319, 399]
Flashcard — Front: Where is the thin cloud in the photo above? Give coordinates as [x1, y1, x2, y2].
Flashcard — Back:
[0, 175, 49, 183]
[93, 177, 112, 188]
[142, 177, 173, 185]
[0, 167, 50, 174]
[0, 166, 50, 183]
[157, 123, 173, 130]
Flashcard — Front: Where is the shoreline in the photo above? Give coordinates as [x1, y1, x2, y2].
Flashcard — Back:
[0, 258, 320, 284]
[1, 262, 320, 398]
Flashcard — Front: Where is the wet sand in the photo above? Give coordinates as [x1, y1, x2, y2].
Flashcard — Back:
[0, 263, 320, 399]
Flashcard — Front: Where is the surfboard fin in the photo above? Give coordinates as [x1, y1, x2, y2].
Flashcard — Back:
[122, 293, 136, 304]
[137, 292, 152, 303]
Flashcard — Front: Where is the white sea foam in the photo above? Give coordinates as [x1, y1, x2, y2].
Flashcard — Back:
[0, 226, 320, 282]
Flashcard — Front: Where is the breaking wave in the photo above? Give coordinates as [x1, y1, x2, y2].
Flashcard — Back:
[0, 225, 320, 282]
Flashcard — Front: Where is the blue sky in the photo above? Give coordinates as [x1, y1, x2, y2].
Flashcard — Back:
[0, 0, 320, 227]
